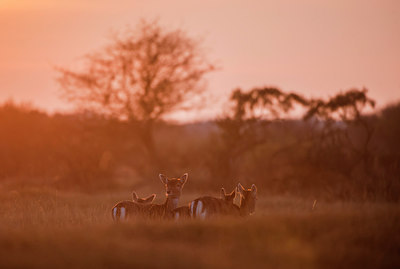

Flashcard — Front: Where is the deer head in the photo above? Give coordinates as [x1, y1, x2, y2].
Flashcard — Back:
[220, 187, 236, 203]
[132, 192, 156, 204]
[159, 173, 188, 210]
[237, 183, 257, 215]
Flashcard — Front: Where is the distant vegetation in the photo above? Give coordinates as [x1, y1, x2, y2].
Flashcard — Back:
[0, 95, 399, 201]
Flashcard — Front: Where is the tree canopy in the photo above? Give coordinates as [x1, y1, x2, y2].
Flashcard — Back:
[56, 20, 214, 122]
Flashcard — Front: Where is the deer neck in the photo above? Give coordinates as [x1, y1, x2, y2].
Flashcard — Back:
[165, 196, 179, 211]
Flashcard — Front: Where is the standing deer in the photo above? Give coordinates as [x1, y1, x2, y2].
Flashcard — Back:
[111, 192, 156, 221]
[190, 183, 258, 219]
[147, 173, 188, 219]
[187, 187, 237, 219]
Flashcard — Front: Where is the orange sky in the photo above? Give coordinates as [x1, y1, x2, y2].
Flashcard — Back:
[1, 0, 399, 120]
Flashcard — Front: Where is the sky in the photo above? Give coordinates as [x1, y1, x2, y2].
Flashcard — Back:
[0, 0, 399, 121]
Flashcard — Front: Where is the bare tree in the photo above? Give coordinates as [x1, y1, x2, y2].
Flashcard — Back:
[56, 20, 214, 167]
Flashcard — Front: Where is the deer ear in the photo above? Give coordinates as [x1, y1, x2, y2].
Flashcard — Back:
[180, 173, 188, 184]
[237, 183, 245, 195]
[132, 192, 138, 202]
[159, 174, 168, 184]
[220, 187, 226, 198]
[251, 184, 258, 197]
[228, 189, 236, 199]
[144, 194, 156, 203]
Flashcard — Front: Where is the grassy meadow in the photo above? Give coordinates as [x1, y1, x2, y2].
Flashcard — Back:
[0, 185, 399, 269]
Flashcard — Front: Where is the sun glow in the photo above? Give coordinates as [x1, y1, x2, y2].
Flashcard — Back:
[0, 0, 90, 10]
[1, 0, 50, 9]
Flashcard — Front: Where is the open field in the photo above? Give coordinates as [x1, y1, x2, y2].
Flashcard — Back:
[0, 186, 399, 269]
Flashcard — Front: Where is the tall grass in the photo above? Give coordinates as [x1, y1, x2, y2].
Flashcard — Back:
[0, 187, 398, 269]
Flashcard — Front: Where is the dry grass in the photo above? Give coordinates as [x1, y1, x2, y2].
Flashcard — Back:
[0, 186, 399, 269]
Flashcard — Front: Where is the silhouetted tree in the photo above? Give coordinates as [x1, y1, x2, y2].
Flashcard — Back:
[56, 20, 214, 169]
[212, 86, 378, 193]
[303, 88, 376, 182]
[211, 87, 308, 184]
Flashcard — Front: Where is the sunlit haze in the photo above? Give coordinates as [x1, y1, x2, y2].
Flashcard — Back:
[1, 0, 399, 121]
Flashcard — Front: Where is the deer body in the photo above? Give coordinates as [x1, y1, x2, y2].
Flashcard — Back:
[189, 184, 257, 219]
[190, 196, 239, 219]
[147, 196, 179, 219]
[171, 205, 191, 220]
[189, 188, 237, 219]
[111, 192, 156, 221]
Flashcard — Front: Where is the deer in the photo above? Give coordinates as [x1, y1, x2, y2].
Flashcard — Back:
[186, 187, 237, 220]
[146, 173, 188, 219]
[235, 183, 258, 217]
[189, 183, 258, 219]
[111, 192, 156, 221]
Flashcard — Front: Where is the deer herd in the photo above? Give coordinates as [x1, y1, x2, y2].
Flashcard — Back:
[111, 173, 258, 222]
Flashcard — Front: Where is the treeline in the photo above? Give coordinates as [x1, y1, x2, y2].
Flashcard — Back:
[30, 21, 397, 201]
[0, 94, 399, 201]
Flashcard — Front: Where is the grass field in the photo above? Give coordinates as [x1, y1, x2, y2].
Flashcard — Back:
[0, 186, 399, 269]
